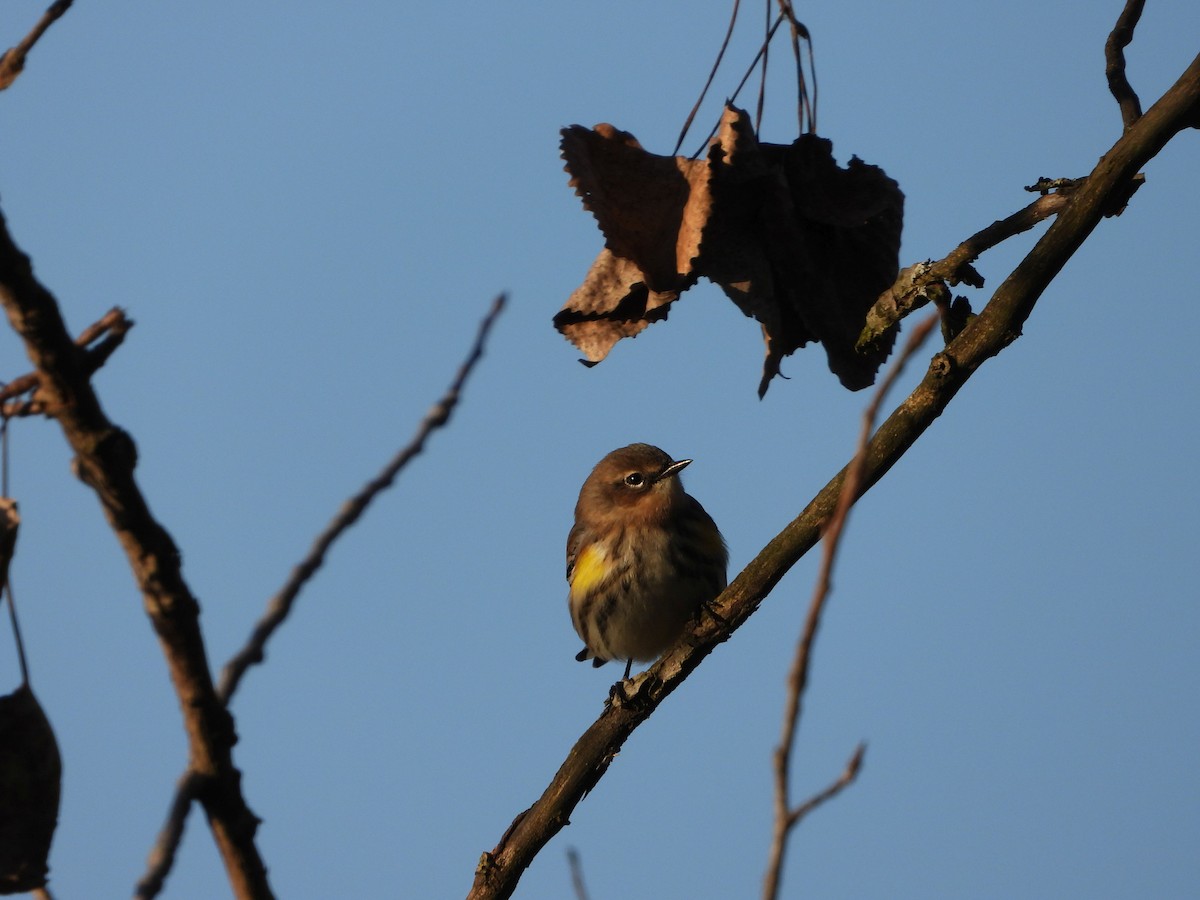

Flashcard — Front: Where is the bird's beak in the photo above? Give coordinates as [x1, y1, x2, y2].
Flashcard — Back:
[655, 458, 692, 483]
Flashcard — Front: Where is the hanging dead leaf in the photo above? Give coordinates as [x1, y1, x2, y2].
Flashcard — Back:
[755, 130, 904, 393]
[555, 104, 904, 395]
[0, 684, 61, 894]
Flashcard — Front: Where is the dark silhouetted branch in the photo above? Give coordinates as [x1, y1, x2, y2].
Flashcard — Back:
[466, 47, 1200, 900]
[0, 206, 273, 899]
[135, 771, 205, 899]
[218, 293, 505, 702]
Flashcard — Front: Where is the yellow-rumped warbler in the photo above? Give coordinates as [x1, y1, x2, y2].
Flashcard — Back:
[567, 443, 728, 680]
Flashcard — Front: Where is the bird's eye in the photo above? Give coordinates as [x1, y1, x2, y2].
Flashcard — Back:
[624, 472, 645, 488]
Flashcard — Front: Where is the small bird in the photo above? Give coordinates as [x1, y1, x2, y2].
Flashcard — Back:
[567, 443, 728, 680]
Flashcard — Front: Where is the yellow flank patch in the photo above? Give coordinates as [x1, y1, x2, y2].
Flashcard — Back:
[570, 543, 608, 598]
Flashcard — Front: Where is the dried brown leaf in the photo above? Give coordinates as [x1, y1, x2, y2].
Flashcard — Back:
[0, 685, 61, 894]
[755, 131, 904, 393]
[556, 105, 904, 395]
[560, 124, 708, 291]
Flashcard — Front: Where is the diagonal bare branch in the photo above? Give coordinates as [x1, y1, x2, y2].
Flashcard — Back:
[0, 206, 273, 899]
[466, 48, 1200, 900]
[135, 771, 205, 899]
[218, 293, 505, 703]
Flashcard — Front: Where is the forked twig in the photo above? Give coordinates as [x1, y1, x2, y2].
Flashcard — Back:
[755, 0, 770, 133]
[763, 312, 939, 900]
[1, 308, 133, 417]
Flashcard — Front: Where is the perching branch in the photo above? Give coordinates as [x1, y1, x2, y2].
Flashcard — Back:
[467, 45, 1200, 900]
[0, 207, 273, 899]
[136, 295, 506, 898]
[0, 0, 73, 91]
[763, 312, 939, 900]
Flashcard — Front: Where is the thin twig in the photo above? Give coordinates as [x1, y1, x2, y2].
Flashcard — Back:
[775, 0, 814, 134]
[860, 189, 1074, 346]
[1105, 0, 1146, 129]
[763, 312, 939, 900]
[785, 743, 865, 829]
[0, 0, 74, 91]
[677, 0, 812, 157]
[756, 0, 770, 134]
[691, 13, 785, 158]
[217, 293, 506, 703]
[565, 848, 591, 900]
[673, 0, 742, 156]
[135, 771, 204, 899]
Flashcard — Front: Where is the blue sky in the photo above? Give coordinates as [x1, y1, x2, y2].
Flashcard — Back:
[2, 2, 1197, 898]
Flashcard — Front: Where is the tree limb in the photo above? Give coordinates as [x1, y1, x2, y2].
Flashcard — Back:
[466, 48, 1200, 900]
[0, 209, 273, 899]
